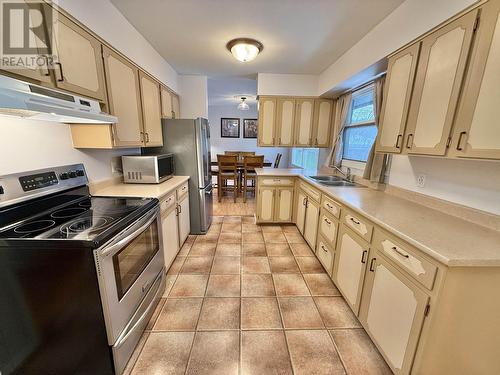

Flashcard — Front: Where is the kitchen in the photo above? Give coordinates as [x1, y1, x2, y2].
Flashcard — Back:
[0, 0, 499, 374]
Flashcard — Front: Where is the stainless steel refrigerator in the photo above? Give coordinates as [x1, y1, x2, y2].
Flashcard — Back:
[143, 118, 213, 234]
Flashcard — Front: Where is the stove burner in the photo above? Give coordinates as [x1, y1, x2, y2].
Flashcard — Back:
[61, 216, 114, 235]
[14, 220, 56, 234]
[51, 207, 87, 219]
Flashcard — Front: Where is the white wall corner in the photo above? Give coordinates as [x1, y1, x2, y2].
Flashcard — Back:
[178, 75, 209, 119]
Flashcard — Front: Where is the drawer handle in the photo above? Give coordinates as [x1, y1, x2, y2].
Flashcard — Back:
[369, 258, 376, 272]
[321, 245, 328, 253]
[361, 250, 367, 264]
[326, 203, 333, 209]
[350, 217, 360, 225]
[324, 218, 331, 225]
[273, 179, 281, 182]
[392, 246, 409, 259]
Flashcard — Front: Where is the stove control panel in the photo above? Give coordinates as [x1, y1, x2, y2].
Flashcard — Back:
[19, 172, 58, 191]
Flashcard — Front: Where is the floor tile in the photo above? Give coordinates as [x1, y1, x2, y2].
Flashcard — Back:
[203, 232, 221, 241]
[216, 243, 241, 256]
[242, 223, 262, 233]
[330, 329, 392, 374]
[242, 232, 264, 243]
[284, 232, 307, 244]
[189, 241, 217, 256]
[260, 225, 283, 233]
[289, 243, 314, 256]
[281, 225, 300, 234]
[180, 256, 213, 274]
[123, 332, 148, 375]
[241, 216, 256, 224]
[205, 274, 240, 297]
[212, 216, 224, 223]
[169, 275, 209, 297]
[303, 274, 341, 296]
[286, 330, 345, 375]
[186, 234, 197, 244]
[131, 332, 194, 375]
[221, 222, 242, 233]
[167, 256, 186, 275]
[315, 297, 361, 328]
[273, 274, 310, 296]
[186, 331, 239, 375]
[269, 256, 300, 273]
[242, 243, 267, 256]
[278, 297, 324, 329]
[241, 274, 276, 297]
[241, 331, 293, 375]
[223, 215, 242, 223]
[163, 274, 178, 297]
[197, 297, 240, 330]
[207, 223, 222, 233]
[242, 256, 271, 274]
[178, 241, 193, 256]
[265, 243, 293, 256]
[211, 256, 240, 274]
[145, 298, 166, 330]
[153, 298, 203, 331]
[241, 297, 282, 330]
[296, 256, 326, 273]
[263, 231, 287, 243]
[219, 232, 242, 243]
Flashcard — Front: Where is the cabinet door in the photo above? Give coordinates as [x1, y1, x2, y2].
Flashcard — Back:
[161, 207, 180, 270]
[160, 86, 174, 119]
[294, 99, 314, 146]
[274, 187, 294, 222]
[303, 197, 320, 249]
[375, 43, 420, 153]
[359, 253, 429, 374]
[319, 210, 338, 247]
[451, 0, 500, 160]
[52, 13, 106, 101]
[332, 226, 369, 315]
[102, 46, 144, 147]
[178, 195, 191, 246]
[317, 236, 335, 276]
[172, 94, 180, 119]
[258, 97, 277, 146]
[312, 99, 333, 148]
[257, 187, 275, 222]
[276, 98, 295, 146]
[139, 71, 163, 147]
[404, 10, 478, 155]
[295, 189, 307, 234]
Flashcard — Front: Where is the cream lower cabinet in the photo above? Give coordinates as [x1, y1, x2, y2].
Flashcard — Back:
[316, 235, 335, 276]
[178, 194, 190, 245]
[295, 189, 307, 233]
[303, 197, 320, 249]
[359, 251, 429, 375]
[319, 209, 339, 247]
[332, 225, 370, 315]
[257, 185, 294, 223]
[161, 198, 180, 270]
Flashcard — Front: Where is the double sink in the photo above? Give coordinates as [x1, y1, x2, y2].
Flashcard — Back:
[307, 175, 365, 188]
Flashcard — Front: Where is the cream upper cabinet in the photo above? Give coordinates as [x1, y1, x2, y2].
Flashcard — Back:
[303, 198, 320, 249]
[178, 195, 190, 246]
[139, 72, 163, 147]
[333, 225, 369, 315]
[172, 94, 180, 119]
[102, 46, 144, 147]
[312, 99, 334, 147]
[257, 186, 275, 222]
[359, 252, 429, 374]
[160, 86, 174, 119]
[52, 13, 106, 101]
[258, 97, 277, 146]
[294, 99, 315, 146]
[295, 189, 307, 234]
[451, 0, 500, 160]
[275, 187, 294, 222]
[404, 10, 478, 155]
[276, 98, 295, 146]
[376, 43, 420, 153]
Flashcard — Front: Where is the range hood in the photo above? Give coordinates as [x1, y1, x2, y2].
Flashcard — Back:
[0, 75, 117, 124]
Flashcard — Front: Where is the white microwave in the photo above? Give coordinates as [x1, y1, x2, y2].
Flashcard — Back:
[122, 154, 174, 184]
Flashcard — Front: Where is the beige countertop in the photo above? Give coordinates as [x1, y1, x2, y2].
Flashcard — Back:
[91, 176, 190, 200]
[256, 168, 500, 267]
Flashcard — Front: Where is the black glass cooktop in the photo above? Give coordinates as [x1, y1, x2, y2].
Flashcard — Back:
[0, 196, 154, 241]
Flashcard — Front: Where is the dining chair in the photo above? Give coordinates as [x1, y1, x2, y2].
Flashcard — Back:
[239, 151, 256, 157]
[242, 155, 264, 203]
[217, 154, 239, 202]
[224, 151, 240, 156]
[274, 153, 282, 168]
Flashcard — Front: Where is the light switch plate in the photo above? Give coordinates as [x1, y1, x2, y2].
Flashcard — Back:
[416, 174, 426, 188]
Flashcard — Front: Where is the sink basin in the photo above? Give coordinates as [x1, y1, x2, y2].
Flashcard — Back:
[308, 175, 345, 182]
[307, 175, 365, 188]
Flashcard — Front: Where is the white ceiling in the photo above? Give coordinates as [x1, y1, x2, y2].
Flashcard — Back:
[110, 0, 404, 77]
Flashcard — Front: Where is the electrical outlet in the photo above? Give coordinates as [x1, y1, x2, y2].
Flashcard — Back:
[416, 174, 426, 188]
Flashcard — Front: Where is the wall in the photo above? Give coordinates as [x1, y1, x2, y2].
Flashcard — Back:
[257, 73, 318, 97]
[0, 117, 139, 181]
[208, 103, 289, 167]
[178, 75, 208, 119]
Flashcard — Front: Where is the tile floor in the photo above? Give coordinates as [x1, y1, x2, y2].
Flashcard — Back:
[125, 214, 392, 375]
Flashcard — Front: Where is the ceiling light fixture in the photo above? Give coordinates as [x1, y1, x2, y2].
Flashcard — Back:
[226, 38, 263, 62]
[238, 97, 249, 111]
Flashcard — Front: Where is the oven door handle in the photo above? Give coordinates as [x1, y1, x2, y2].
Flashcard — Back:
[100, 207, 159, 258]
[114, 270, 164, 349]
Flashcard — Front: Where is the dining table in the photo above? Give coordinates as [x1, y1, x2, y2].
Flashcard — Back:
[210, 158, 273, 167]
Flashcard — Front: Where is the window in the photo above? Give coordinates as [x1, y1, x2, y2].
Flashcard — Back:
[291, 148, 319, 170]
[342, 85, 377, 163]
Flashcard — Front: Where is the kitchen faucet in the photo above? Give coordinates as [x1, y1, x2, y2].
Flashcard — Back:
[333, 166, 353, 182]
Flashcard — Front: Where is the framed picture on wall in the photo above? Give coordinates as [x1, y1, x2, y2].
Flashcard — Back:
[221, 118, 240, 138]
[243, 118, 258, 138]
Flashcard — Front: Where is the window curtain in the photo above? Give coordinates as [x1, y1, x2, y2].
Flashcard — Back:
[324, 92, 352, 168]
[363, 76, 388, 182]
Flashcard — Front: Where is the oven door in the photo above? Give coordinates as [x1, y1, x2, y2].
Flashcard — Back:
[95, 206, 164, 344]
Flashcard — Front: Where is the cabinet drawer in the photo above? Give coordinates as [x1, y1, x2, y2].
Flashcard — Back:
[176, 182, 189, 200]
[316, 235, 335, 276]
[342, 208, 373, 242]
[373, 229, 437, 290]
[260, 177, 295, 186]
[322, 195, 341, 218]
[299, 181, 321, 203]
[161, 192, 176, 214]
[319, 210, 338, 247]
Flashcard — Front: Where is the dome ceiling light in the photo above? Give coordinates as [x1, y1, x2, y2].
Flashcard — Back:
[237, 97, 249, 111]
[226, 38, 263, 62]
